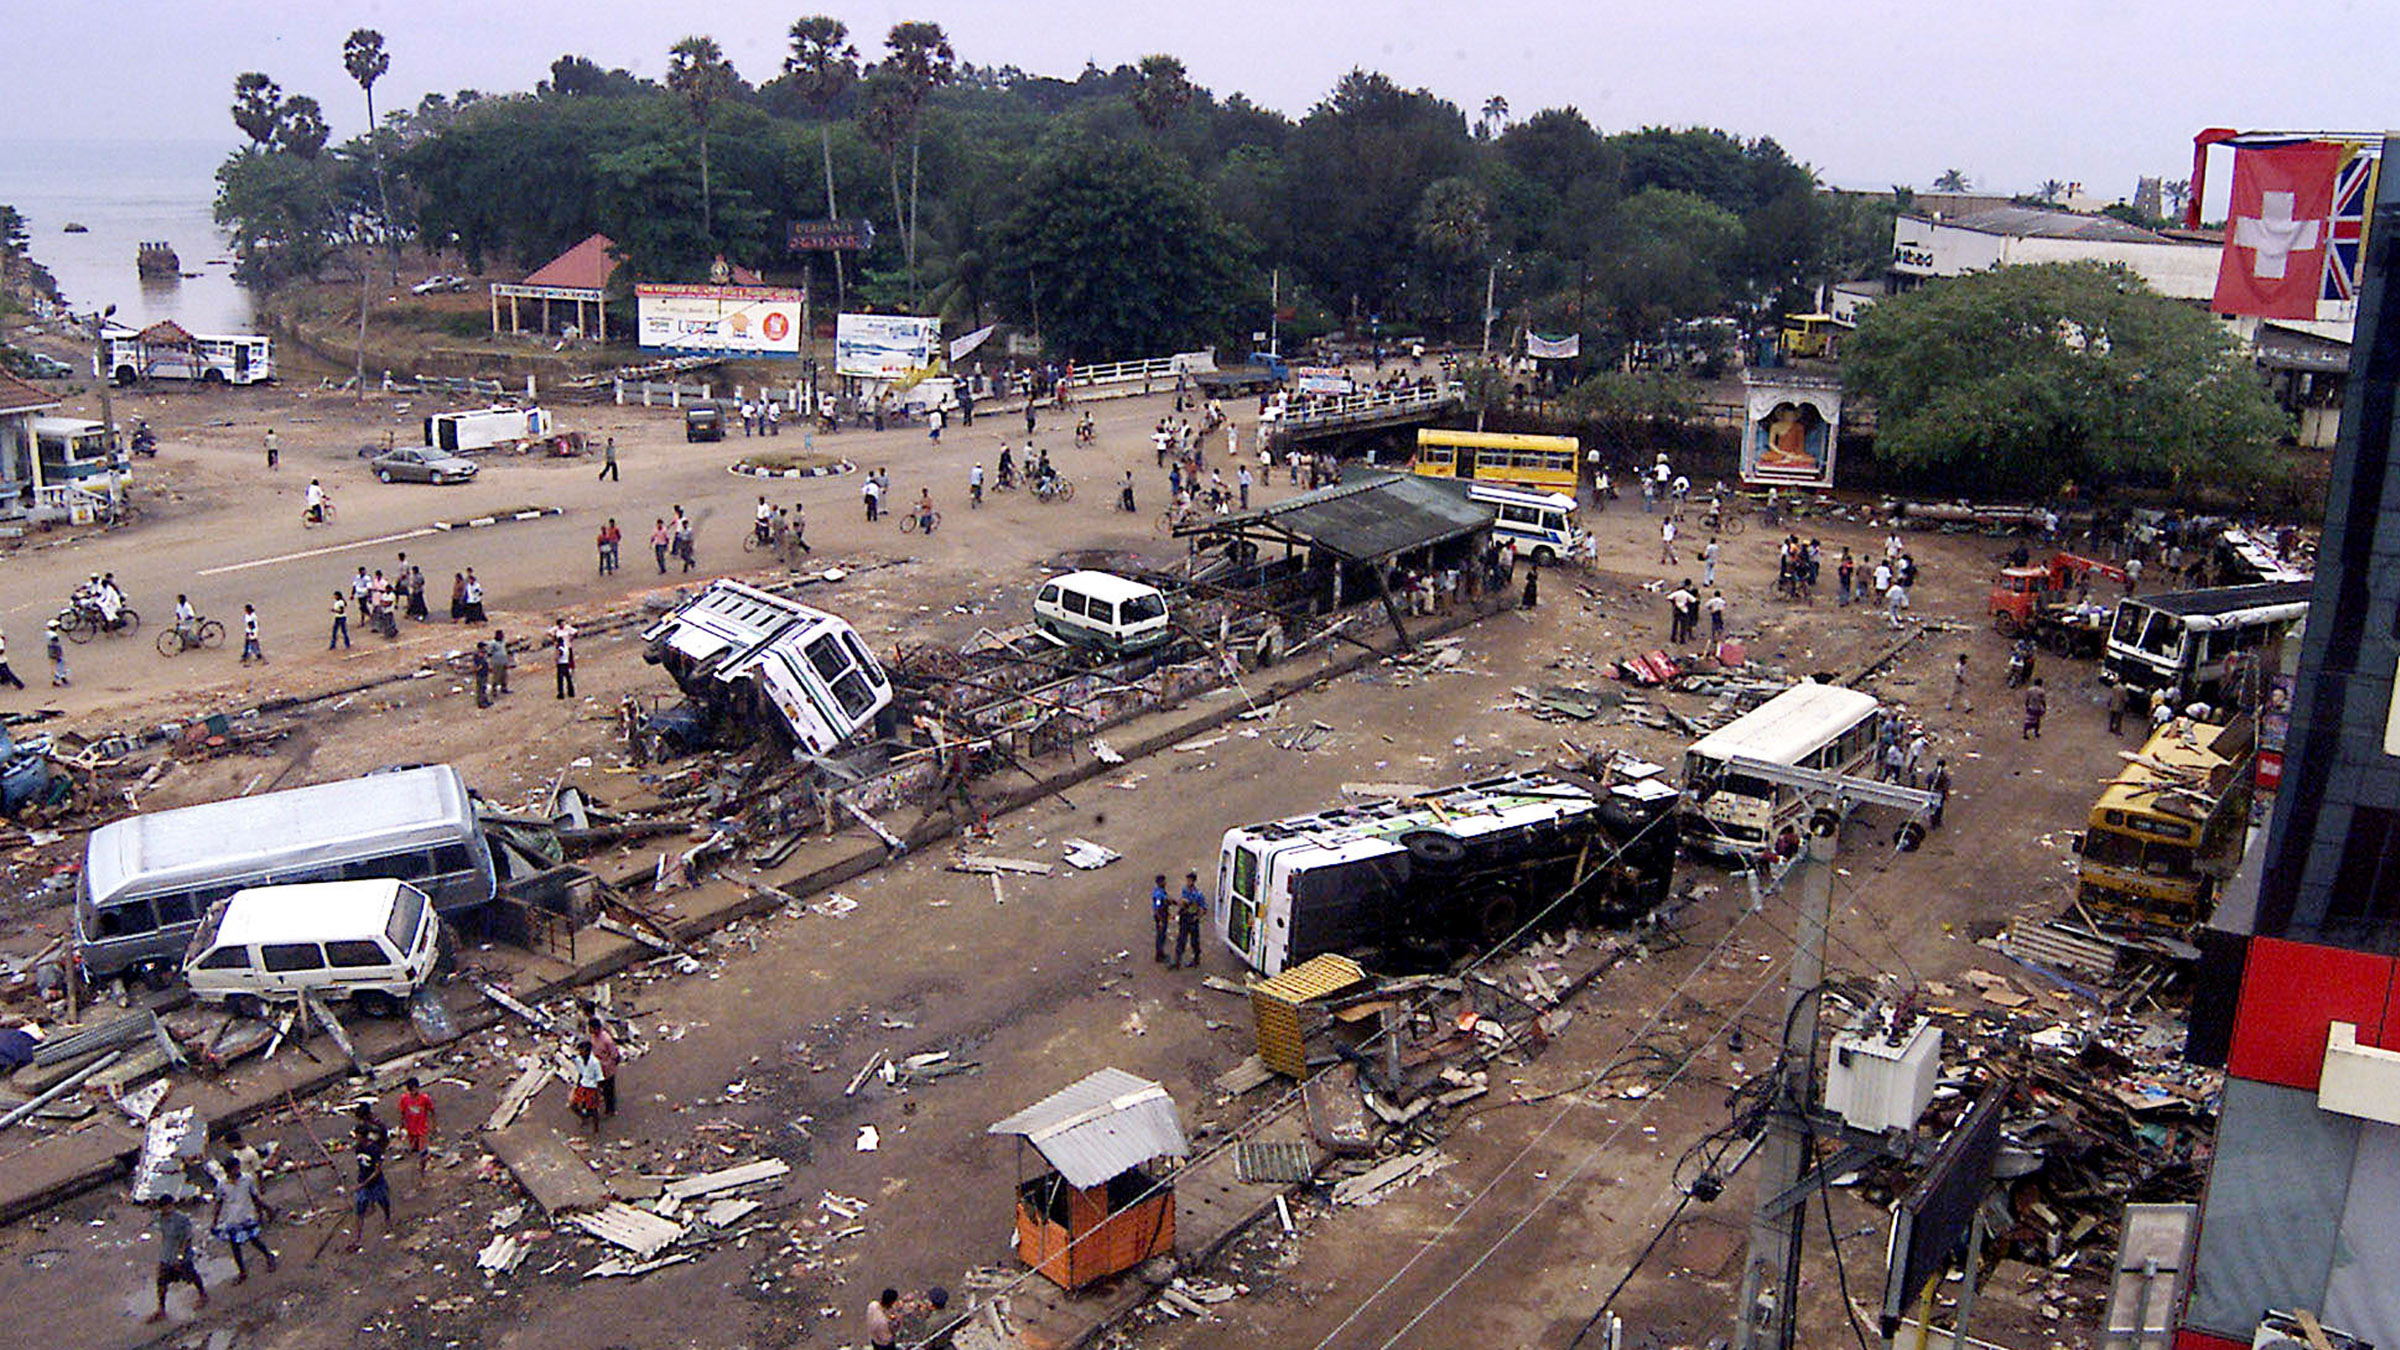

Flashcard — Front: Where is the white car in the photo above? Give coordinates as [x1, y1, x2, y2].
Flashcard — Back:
[410, 274, 468, 296]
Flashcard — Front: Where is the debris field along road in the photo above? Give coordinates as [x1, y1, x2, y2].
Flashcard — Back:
[3, 372, 2142, 1350]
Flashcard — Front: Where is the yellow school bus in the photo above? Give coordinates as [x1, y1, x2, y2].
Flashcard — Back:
[2074, 719, 2253, 929]
[1411, 429, 1581, 496]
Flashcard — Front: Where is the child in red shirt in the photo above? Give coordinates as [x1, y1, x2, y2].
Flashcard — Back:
[395, 1078, 436, 1174]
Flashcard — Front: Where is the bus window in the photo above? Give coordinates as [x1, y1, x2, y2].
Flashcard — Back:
[2112, 607, 2145, 644]
[2140, 615, 2181, 658]
[1227, 845, 1260, 952]
[839, 630, 888, 689]
[804, 634, 849, 682]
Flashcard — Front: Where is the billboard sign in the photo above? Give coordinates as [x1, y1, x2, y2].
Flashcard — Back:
[635, 285, 804, 356]
[835, 313, 940, 379]
[788, 218, 878, 253]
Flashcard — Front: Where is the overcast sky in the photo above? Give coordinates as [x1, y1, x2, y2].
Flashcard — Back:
[9, 0, 2394, 199]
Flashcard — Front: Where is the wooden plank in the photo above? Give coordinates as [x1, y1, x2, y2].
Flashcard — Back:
[951, 855, 1055, 876]
[662, 1158, 791, 1201]
[487, 1123, 611, 1216]
[473, 978, 563, 1034]
[484, 1058, 555, 1132]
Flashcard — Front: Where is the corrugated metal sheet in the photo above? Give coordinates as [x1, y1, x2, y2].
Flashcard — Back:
[569, 1202, 686, 1259]
[1198, 471, 1494, 564]
[1256, 953, 1366, 1005]
[988, 1067, 1188, 1189]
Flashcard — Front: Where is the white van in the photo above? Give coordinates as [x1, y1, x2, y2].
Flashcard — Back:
[183, 879, 442, 1017]
[1033, 571, 1172, 654]
[1469, 484, 1585, 565]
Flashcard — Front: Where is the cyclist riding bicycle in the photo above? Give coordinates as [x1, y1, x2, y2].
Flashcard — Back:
[914, 489, 937, 533]
[174, 594, 198, 643]
[996, 447, 1017, 488]
[754, 495, 774, 547]
[305, 478, 328, 524]
[1075, 412, 1095, 445]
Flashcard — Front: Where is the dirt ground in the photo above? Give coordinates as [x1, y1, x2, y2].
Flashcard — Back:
[0, 366, 2141, 1349]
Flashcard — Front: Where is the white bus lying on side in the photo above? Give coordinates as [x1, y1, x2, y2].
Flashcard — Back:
[1681, 682, 1883, 858]
[425, 405, 555, 453]
[1214, 768, 1681, 975]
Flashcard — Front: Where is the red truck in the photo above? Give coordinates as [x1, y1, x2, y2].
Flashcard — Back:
[1988, 553, 2127, 655]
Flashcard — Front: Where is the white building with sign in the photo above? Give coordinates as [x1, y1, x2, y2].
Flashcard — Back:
[1889, 206, 2221, 301]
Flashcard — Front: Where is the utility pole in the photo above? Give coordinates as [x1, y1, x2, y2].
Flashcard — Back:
[1722, 754, 1939, 1350]
[1269, 268, 1280, 359]
[89, 304, 117, 461]
[1480, 259, 1500, 360]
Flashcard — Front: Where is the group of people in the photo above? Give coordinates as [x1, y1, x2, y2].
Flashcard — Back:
[1663, 579, 1728, 647]
[733, 396, 785, 437]
[650, 507, 698, 572]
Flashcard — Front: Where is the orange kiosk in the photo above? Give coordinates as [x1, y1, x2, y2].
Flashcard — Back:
[988, 1068, 1189, 1291]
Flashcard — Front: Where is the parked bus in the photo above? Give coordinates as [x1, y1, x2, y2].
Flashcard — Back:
[76, 765, 495, 984]
[99, 329, 274, 386]
[1213, 767, 1680, 975]
[1411, 429, 1581, 496]
[2075, 718, 2253, 929]
[2103, 581, 2310, 705]
[31, 416, 123, 486]
[1681, 682, 1883, 857]
[1468, 483, 1586, 566]
[641, 579, 892, 755]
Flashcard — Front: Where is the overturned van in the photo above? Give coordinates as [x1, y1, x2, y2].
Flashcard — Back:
[642, 579, 892, 754]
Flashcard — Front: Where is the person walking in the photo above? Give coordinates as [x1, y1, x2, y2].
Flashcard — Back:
[46, 621, 68, 686]
[239, 605, 265, 664]
[472, 640, 491, 709]
[2110, 682, 2142, 736]
[145, 1196, 208, 1322]
[209, 1152, 277, 1282]
[790, 502, 811, 554]
[395, 1077, 437, 1175]
[263, 428, 279, 471]
[550, 620, 575, 700]
[1237, 463, 1253, 510]
[1171, 871, 1207, 970]
[404, 564, 429, 621]
[862, 473, 881, 523]
[486, 629, 510, 695]
[1706, 590, 1727, 645]
[673, 512, 696, 572]
[597, 435, 618, 481]
[1701, 536, 1720, 588]
[1837, 550, 1855, 606]
[569, 1039, 606, 1135]
[1884, 580, 1909, 629]
[0, 626, 24, 690]
[463, 571, 487, 623]
[597, 518, 621, 575]
[328, 591, 351, 650]
[449, 571, 469, 622]
[1150, 874, 1172, 963]
[344, 1104, 394, 1251]
[1946, 652, 1972, 712]
[2022, 678, 2048, 739]
[1659, 517, 1678, 565]
[1666, 582, 1696, 645]
[651, 518, 671, 574]
[1521, 558, 1541, 610]
[587, 1012, 621, 1117]
[1927, 758, 1952, 828]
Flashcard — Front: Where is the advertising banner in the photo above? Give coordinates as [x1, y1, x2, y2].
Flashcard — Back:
[836, 313, 941, 379]
[1292, 366, 1352, 394]
[787, 218, 877, 252]
[635, 285, 804, 356]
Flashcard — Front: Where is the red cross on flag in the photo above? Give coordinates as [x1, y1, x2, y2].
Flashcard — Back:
[2213, 142, 2344, 319]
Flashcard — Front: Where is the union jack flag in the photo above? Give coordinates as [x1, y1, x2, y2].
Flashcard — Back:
[2321, 142, 2381, 303]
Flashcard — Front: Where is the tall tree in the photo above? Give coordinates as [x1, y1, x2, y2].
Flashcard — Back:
[231, 72, 285, 148]
[785, 16, 859, 307]
[665, 35, 737, 240]
[1845, 261, 2290, 494]
[883, 20, 956, 305]
[1931, 167, 1971, 192]
[859, 66, 912, 289]
[1478, 94, 1509, 139]
[343, 29, 400, 283]
[2164, 178, 2192, 220]
[2037, 178, 2067, 204]
[1130, 54, 1194, 131]
[274, 97, 329, 158]
[1286, 70, 1473, 321]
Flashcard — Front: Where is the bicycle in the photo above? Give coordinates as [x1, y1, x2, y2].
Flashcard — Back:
[59, 603, 141, 644]
[302, 498, 338, 528]
[156, 618, 227, 656]
[1700, 505, 1748, 537]
[1155, 506, 1198, 537]
[899, 510, 943, 535]
[1032, 477, 1075, 504]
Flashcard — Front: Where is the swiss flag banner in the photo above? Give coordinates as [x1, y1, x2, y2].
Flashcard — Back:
[2214, 142, 2343, 319]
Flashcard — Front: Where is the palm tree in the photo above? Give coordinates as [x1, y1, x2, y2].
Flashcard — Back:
[2164, 178, 2192, 220]
[343, 29, 398, 284]
[2037, 179, 2066, 204]
[1931, 167, 1970, 193]
[785, 16, 859, 308]
[665, 36, 738, 241]
[882, 20, 956, 306]
[1130, 54, 1194, 132]
[1479, 94, 1509, 139]
[231, 72, 284, 149]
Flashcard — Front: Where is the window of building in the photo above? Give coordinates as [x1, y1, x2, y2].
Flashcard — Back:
[2324, 805, 2400, 935]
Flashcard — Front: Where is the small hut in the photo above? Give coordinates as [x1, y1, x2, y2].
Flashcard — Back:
[987, 1068, 1188, 1290]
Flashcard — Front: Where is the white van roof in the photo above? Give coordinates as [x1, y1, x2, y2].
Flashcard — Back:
[1467, 484, 1576, 510]
[1043, 570, 1163, 603]
[85, 765, 475, 907]
[212, 880, 415, 948]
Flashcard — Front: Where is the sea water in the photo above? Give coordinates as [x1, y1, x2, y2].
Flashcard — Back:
[0, 138, 254, 333]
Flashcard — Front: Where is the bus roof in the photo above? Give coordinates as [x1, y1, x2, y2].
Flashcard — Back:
[86, 765, 475, 907]
[1688, 683, 1881, 766]
[1466, 483, 1577, 510]
[2095, 722, 2234, 817]
[1042, 570, 1164, 603]
[2123, 580, 2313, 619]
[1415, 428, 1580, 452]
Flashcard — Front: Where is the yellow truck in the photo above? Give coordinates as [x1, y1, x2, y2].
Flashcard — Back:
[2073, 719, 2253, 929]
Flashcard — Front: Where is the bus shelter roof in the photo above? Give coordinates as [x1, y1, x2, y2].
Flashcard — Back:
[1178, 470, 1494, 566]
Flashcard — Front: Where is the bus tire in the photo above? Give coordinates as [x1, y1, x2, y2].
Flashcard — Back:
[353, 989, 403, 1019]
[113, 366, 138, 386]
[200, 368, 225, 384]
[137, 961, 178, 993]
[1400, 829, 1468, 867]
[227, 994, 266, 1020]
[1993, 611, 2023, 637]
[1477, 893, 1520, 943]
[1533, 546, 1556, 566]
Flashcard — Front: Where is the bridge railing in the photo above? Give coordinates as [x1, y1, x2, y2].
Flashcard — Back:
[1274, 380, 1464, 432]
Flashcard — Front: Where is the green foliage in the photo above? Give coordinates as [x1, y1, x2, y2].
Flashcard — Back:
[1287, 70, 1473, 317]
[276, 96, 330, 158]
[231, 72, 284, 147]
[1589, 188, 1742, 349]
[1845, 262, 2290, 494]
[544, 55, 647, 99]
[214, 148, 356, 287]
[1130, 55, 1194, 131]
[342, 31, 390, 99]
[989, 137, 1251, 360]
[1562, 368, 1702, 454]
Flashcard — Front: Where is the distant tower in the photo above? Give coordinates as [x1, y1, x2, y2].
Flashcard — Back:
[2134, 176, 2164, 220]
